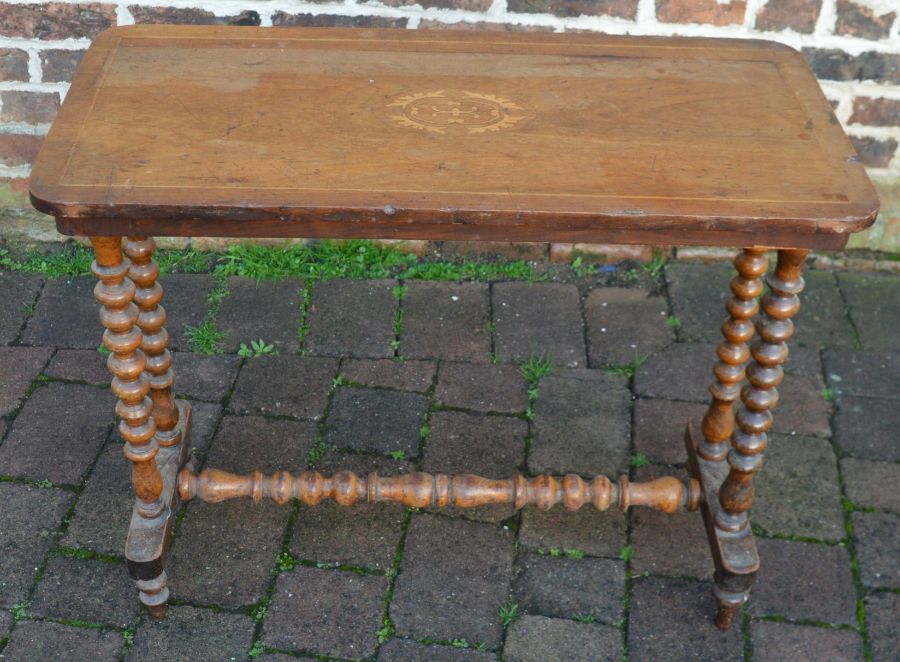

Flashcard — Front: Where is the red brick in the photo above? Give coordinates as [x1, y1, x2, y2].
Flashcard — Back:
[803, 48, 900, 85]
[657, 0, 746, 26]
[0, 48, 29, 82]
[0, 3, 116, 40]
[0, 91, 59, 124]
[835, 0, 895, 40]
[849, 97, 900, 127]
[384, 0, 493, 10]
[129, 6, 260, 26]
[756, 0, 821, 33]
[0, 134, 43, 168]
[271, 13, 408, 28]
[507, 0, 638, 19]
[39, 49, 85, 83]
[419, 19, 555, 31]
[850, 136, 897, 168]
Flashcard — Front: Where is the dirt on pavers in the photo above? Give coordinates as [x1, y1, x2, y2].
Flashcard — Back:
[0, 261, 896, 661]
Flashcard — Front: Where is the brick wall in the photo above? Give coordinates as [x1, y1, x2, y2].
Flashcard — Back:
[0, 0, 898, 255]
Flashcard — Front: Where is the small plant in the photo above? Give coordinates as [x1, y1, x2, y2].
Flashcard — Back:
[518, 353, 554, 383]
[549, 547, 563, 557]
[390, 450, 406, 461]
[376, 617, 395, 644]
[573, 613, 596, 623]
[238, 338, 276, 358]
[184, 319, 225, 355]
[391, 284, 408, 300]
[499, 599, 520, 626]
[20, 301, 36, 315]
[619, 545, 634, 562]
[604, 351, 651, 379]
[641, 253, 667, 279]
[666, 315, 681, 328]
[332, 375, 347, 388]
[97, 343, 111, 356]
[249, 600, 269, 623]
[564, 548, 585, 559]
[450, 639, 470, 648]
[11, 601, 28, 620]
[34, 479, 55, 489]
[419, 422, 430, 440]
[822, 387, 834, 402]
[629, 454, 649, 468]
[570, 256, 595, 278]
[276, 552, 299, 572]
[247, 640, 266, 658]
[122, 629, 135, 647]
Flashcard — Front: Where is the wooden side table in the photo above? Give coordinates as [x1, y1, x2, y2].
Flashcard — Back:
[28, 25, 879, 630]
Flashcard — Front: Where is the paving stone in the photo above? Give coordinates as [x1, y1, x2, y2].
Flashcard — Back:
[833, 395, 900, 461]
[773, 373, 832, 438]
[753, 434, 844, 541]
[584, 286, 673, 367]
[434, 362, 528, 413]
[379, 638, 498, 661]
[217, 276, 303, 354]
[391, 513, 514, 647]
[305, 279, 396, 357]
[1, 620, 123, 660]
[667, 264, 856, 349]
[0, 382, 113, 484]
[824, 349, 900, 400]
[341, 358, 436, 392]
[0, 482, 72, 607]
[44, 348, 108, 384]
[629, 576, 743, 661]
[634, 342, 713, 403]
[170, 352, 240, 401]
[751, 538, 857, 625]
[263, 566, 386, 659]
[402, 281, 490, 363]
[63, 402, 219, 556]
[493, 282, 585, 368]
[866, 591, 900, 662]
[0, 346, 52, 415]
[422, 411, 527, 522]
[750, 620, 864, 662]
[839, 271, 900, 351]
[158, 273, 216, 351]
[783, 345, 822, 377]
[519, 503, 627, 558]
[630, 465, 713, 579]
[168, 415, 314, 606]
[633, 398, 705, 465]
[229, 355, 336, 419]
[792, 270, 858, 349]
[21, 277, 100, 349]
[853, 511, 899, 589]
[529, 370, 630, 476]
[0, 272, 42, 345]
[60, 442, 132, 555]
[126, 605, 254, 662]
[0, 610, 10, 638]
[291, 454, 410, 571]
[325, 386, 427, 457]
[841, 457, 900, 512]
[30, 556, 137, 627]
[503, 615, 621, 662]
[666, 263, 733, 343]
[512, 553, 624, 623]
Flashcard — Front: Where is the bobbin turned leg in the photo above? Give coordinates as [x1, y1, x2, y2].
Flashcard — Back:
[91, 236, 192, 620]
[686, 248, 808, 630]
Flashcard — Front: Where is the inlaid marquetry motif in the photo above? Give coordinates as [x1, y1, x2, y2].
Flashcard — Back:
[387, 90, 528, 134]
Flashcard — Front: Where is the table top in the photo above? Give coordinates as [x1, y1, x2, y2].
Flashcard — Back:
[30, 25, 878, 249]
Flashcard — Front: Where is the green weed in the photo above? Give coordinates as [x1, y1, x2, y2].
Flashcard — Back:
[237, 338, 276, 358]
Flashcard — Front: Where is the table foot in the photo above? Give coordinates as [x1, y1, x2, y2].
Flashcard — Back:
[685, 420, 759, 630]
[125, 400, 192, 618]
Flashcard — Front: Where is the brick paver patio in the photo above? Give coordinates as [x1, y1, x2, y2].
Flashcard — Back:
[0, 259, 897, 661]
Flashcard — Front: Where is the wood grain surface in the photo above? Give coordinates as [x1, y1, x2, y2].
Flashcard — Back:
[30, 26, 878, 248]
